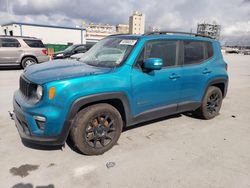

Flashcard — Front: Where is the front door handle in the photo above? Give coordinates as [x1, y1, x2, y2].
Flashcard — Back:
[202, 68, 212, 74]
[169, 73, 180, 80]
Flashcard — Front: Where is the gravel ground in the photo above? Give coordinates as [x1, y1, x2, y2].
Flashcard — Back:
[0, 54, 250, 188]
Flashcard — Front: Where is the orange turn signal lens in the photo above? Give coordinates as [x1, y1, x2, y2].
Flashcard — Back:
[49, 87, 56, 100]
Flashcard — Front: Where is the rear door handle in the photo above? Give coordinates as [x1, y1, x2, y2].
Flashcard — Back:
[202, 69, 212, 74]
[169, 73, 180, 80]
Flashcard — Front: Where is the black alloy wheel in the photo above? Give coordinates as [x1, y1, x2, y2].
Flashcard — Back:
[70, 103, 123, 155]
[195, 86, 223, 119]
[85, 114, 117, 149]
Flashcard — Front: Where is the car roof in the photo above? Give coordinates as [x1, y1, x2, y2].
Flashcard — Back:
[0, 35, 40, 40]
[109, 32, 215, 42]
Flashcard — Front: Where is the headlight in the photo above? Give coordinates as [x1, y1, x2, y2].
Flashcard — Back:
[36, 85, 43, 101]
[56, 53, 64, 57]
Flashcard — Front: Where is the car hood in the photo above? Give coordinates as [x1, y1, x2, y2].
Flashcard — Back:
[23, 59, 113, 85]
[71, 53, 85, 59]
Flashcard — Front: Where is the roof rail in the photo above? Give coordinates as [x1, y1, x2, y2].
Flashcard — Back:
[0, 35, 37, 39]
[143, 31, 213, 39]
[107, 33, 128, 37]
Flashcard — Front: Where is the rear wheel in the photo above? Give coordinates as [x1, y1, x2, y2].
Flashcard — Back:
[70, 103, 123, 155]
[21, 57, 37, 69]
[195, 86, 223, 119]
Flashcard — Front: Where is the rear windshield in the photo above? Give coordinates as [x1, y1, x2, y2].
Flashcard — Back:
[23, 39, 45, 48]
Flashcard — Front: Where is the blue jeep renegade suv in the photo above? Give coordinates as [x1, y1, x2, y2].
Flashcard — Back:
[12, 32, 228, 155]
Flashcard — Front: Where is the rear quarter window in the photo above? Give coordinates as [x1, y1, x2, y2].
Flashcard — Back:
[23, 39, 45, 48]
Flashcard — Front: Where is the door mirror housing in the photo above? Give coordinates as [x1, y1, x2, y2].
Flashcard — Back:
[143, 58, 163, 70]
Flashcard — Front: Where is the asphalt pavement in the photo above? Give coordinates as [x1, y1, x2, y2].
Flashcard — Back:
[0, 54, 250, 188]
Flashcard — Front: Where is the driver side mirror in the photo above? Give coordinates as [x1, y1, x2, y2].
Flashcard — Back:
[143, 58, 163, 70]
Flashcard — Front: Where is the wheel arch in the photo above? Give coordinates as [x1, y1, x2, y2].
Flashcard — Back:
[67, 92, 132, 126]
[204, 78, 228, 100]
[21, 55, 38, 64]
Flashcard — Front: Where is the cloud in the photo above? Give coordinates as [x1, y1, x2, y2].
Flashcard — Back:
[0, 0, 249, 45]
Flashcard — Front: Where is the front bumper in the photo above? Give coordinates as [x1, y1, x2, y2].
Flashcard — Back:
[12, 92, 71, 146]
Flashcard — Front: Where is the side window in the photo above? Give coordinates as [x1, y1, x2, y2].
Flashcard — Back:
[23, 39, 45, 48]
[136, 40, 177, 68]
[184, 41, 205, 65]
[0, 38, 20, 48]
[75, 46, 86, 52]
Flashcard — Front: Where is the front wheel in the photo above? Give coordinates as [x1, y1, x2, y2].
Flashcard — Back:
[70, 103, 123, 155]
[195, 86, 223, 120]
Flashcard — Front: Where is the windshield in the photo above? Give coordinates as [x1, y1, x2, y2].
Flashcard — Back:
[64, 45, 76, 53]
[79, 37, 137, 67]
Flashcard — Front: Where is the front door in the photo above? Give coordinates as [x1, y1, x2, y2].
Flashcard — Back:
[0, 38, 22, 65]
[131, 39, 182, 117]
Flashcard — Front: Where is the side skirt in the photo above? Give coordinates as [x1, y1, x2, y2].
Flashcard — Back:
[127, 101, 201, 126]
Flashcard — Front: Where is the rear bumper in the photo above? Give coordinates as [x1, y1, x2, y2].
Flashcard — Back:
[37, 55, 49, 63]
[223, 79, 229, 98]
[12, 93, 71, 146]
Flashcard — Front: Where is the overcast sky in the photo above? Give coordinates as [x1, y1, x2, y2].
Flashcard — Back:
[0, 0, 249, 45]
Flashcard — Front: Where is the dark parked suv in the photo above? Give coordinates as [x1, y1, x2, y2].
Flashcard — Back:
[12, 31, 228, 155]
[0, 36, 49, 68]
[52, 44, 93, 59]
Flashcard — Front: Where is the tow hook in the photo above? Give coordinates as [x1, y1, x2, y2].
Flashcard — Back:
[9, 111, 14, 120]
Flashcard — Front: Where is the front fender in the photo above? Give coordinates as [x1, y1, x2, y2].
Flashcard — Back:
[66, 92, 132, 124]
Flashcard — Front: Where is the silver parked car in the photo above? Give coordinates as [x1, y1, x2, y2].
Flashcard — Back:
[0, 36, 49, 68]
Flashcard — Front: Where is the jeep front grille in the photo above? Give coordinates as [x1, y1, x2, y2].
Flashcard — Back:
[19, 76, 36, 98]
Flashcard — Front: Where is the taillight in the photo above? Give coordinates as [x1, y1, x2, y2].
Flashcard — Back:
[42, 49, 47, 55]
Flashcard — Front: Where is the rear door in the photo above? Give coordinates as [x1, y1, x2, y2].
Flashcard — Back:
[22, 39, 47, 61]
[0, 38, 22, 65]
[179, 40, 214, 104]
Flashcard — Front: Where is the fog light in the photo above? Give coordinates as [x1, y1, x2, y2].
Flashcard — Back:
[34, 116, 46, 130]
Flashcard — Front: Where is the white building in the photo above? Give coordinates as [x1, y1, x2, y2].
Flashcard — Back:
[1, 22, 86, 44]
[197, 22, 221, 40]
[148, 26, 161, 32]
[116, 24, 129, 34]
[0, 26, 4, 35]
[85, 23, 116, 42]
[129, 11, 145, 34]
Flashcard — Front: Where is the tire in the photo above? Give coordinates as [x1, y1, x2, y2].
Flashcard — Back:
[70, 103, 123, 155]
[195, 86, 223, 120]
[21, 57, 37, 69]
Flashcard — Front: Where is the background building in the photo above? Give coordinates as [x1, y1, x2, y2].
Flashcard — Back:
[129, 11, 145, 34]
[1, 22, 86, 45]
[148, 26, 161, 32]
[116, 24, 129, 34]
[0, 26, 3, 35]
[197, 22, 221, 39]
[85, 23, 116, 42]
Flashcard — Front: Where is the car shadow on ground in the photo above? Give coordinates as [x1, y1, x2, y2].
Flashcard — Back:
[123, 113, 182, 132]
[21, 112, 200, 154]
[12, 183, 54, 188]
[0, 66, 22, 70]
[66, 113, 188, 155]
